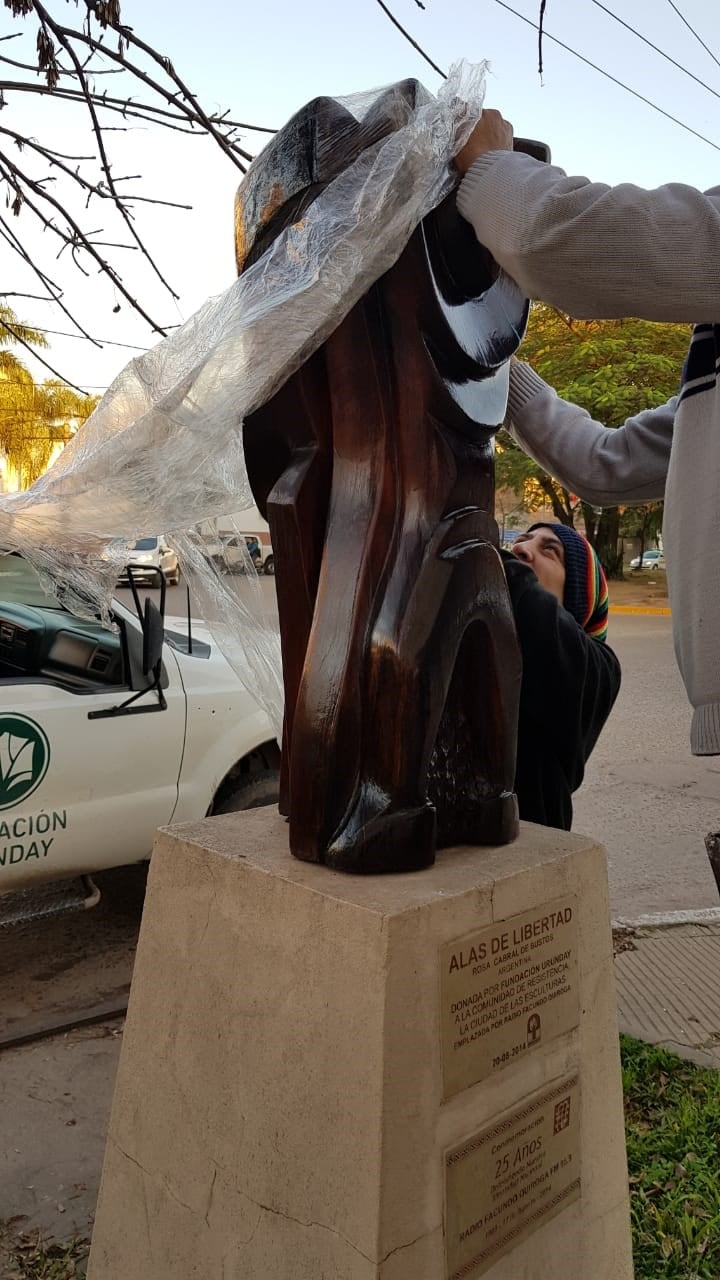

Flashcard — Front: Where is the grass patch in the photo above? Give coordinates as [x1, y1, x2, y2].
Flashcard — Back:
[0, 1225, 88, 1280]
[622, 1035, 720, 1278]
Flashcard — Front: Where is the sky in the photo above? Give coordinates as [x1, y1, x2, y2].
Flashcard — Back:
[1, 0, 718, 393]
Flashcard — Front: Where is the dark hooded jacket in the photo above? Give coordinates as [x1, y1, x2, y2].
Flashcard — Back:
[502, 551, 621, 830]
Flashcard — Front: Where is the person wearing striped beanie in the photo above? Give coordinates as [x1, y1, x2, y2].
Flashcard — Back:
[526, 522, 610, 642]
[501, 522, 620, 830]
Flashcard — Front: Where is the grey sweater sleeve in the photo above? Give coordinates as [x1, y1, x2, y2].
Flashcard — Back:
[506, 361, 674, 506]
[457, 152, 720, 323]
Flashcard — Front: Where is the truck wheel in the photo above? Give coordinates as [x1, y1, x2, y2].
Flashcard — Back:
[264, 555, 275, 576]
[212, 769, 279, 814]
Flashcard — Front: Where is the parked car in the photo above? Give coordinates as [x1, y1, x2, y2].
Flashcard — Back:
[629, 549, 665, 571]
[119, 536, 180, 587]
[237, 533, 274, 576]
[203, 533, 245, 573]
[215, 534, 263, 573]
[206, 533, 275, 576]
[0, 553, 280, 907]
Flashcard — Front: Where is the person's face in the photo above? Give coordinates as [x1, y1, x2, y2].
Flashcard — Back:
[512, 528, 566, 603]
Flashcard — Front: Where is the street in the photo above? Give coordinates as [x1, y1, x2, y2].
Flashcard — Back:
[114, 568, 276, 627]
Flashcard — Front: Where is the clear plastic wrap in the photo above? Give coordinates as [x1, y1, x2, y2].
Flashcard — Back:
[0, 62, 487, 733]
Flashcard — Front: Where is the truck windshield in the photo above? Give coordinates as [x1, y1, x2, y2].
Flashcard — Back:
[132, 537, 158, 550]
[0, 554, 65, 609]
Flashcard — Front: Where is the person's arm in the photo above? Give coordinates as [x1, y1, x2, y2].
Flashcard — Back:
[505, 361, 674, 506]
[456, 150, 720, 323]
[502, 552, 621, 792]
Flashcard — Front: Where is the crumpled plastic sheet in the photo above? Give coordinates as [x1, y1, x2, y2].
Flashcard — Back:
[0, 61, 487, 736]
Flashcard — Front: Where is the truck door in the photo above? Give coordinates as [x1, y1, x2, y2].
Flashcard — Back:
[0, 564, 186, 889]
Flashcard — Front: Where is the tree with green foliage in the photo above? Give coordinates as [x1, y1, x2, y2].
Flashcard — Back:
[619, 503, 664, 567]
[0, 305, 96, 488]
[496, 305, 690, 574]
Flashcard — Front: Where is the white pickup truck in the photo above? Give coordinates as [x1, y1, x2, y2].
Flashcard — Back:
[202, 532, 275, 577]
[0, 555, 279, 907]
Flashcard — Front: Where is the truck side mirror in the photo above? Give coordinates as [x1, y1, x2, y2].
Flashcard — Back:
[88, 592, 167, 720]
[142, 598, 165, 676]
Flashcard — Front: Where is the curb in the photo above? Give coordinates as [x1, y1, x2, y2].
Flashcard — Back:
[609, 605, 671, 616]
[613, 908, 720, 930]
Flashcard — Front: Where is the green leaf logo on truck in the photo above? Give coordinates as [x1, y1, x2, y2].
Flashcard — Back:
[0, 715, 50, 811]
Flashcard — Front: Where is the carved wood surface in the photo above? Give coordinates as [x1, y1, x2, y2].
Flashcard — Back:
[239, 91, 528, 872]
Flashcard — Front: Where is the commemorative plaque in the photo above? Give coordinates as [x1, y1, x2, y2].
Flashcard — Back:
[440, 896, 578, 1098]
[445, 1073, 581, 1279]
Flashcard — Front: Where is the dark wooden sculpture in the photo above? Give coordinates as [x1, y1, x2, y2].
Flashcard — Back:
[236, 84, 529, 873]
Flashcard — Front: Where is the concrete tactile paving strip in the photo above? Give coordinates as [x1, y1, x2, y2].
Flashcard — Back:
[615, 924, 720, 1068]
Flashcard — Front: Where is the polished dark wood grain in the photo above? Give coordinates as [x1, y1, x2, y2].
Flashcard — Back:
[239, 88, 528, 872]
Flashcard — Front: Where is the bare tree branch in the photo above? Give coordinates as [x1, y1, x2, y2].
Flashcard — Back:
[85, 0, 255, 166]
[372, 0, 446, 78]
[0, 49, 123, 74]
[538, 0, 547, 77]
[0, 150, 171, 334]
[0, 1, 274, 357]
[0, 211, 102, 343]
[0, 291, 61, 301]
[31, 2, 181, 303]
[0, 78, 275, 135]
[0, 125, 192, 208]
[32, 4, 254, 167]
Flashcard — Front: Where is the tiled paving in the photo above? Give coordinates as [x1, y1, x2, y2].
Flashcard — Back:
[615, 922, 720, 1067]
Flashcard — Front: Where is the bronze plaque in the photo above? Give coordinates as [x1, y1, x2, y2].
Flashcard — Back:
[445, 1074, 581, 1279]
[440, 896, 578, 1098]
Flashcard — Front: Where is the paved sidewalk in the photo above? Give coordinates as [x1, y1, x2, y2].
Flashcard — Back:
[0, 1022, 122, 1264]
[614, 913, 720, 1068]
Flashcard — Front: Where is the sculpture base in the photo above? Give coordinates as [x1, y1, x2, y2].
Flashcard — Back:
[88, 811, 632, 1280]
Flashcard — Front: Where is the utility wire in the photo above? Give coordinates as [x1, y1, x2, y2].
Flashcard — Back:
[665, 0, 720, 74]
[371, 0, 720, 154]
[491, 0, 720, 154]
[15, 325, 148, 351]
[591, 0, 720, 106]
[0, 321, 87, 394]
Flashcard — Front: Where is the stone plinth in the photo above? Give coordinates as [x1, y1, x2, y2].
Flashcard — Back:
[88, 813, 632, 1280]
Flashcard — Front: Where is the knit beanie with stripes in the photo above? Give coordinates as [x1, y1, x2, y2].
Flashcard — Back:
[528, 522, 609, 643]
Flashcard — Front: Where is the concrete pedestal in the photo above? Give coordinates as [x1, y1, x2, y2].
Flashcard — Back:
[88, 813, 632, 1279]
